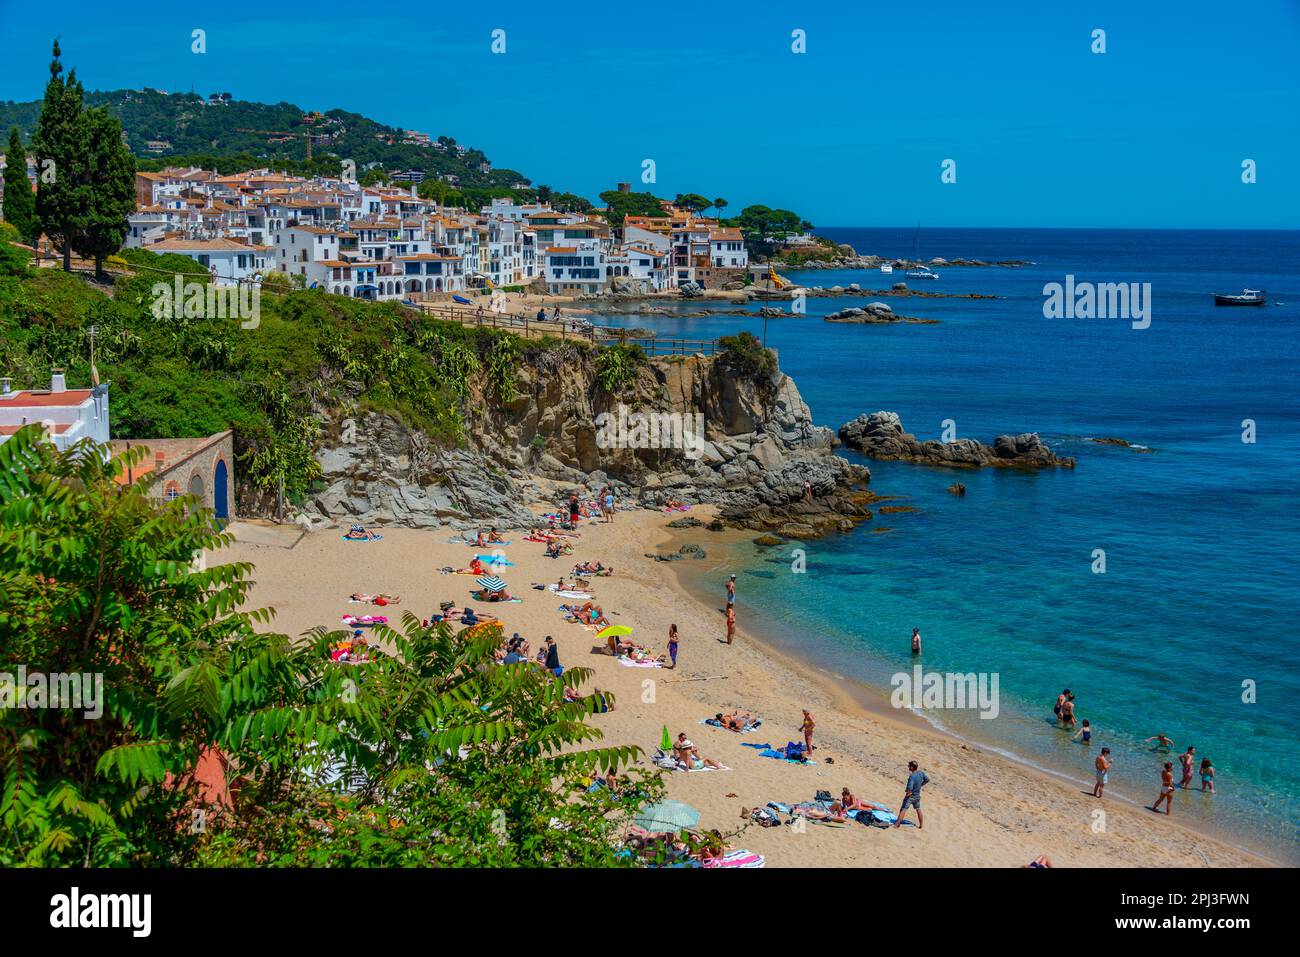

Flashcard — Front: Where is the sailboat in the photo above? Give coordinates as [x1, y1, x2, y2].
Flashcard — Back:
[904, 224, 939, 280]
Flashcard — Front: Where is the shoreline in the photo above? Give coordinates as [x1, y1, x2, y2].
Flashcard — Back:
[650, 514, 1287, 868]
[222, 507, 1279, 867]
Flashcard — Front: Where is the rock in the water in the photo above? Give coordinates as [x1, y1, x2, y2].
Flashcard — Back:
[947, 482, 967, 496]
[838, 411, 1075, 470]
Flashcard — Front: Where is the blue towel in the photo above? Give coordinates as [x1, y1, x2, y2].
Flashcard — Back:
[741, 742, 772, 750]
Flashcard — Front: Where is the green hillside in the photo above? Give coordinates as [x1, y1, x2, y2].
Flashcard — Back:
[0, 88, 529, 189]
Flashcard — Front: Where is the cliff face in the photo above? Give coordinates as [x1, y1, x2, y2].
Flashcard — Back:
[307, 347, 872, 535]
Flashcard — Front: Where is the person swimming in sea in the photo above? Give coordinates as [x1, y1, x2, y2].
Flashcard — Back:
[911, 628, 922, 655]
[1072, 719, 1092, 744]
[1143, 732, 1175, 752]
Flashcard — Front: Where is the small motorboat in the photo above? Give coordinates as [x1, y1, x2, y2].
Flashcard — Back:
[905, 265, 939, 280]
[880, 263, 894, 274]
[1213, 289, 1266, 307]
[452, 294, 473, 305]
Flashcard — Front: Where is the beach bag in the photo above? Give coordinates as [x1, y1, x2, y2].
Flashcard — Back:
[815, 789, 834, 803]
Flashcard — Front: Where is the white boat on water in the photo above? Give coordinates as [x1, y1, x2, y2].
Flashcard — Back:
[905, 224, 940, 279]
[880, 263, 893, 274]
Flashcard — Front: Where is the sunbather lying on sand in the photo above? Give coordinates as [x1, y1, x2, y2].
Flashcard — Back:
[545, 540, 573, 558]
[343, 524, 378, 541]
[792, 802, 849, 823]
[571, 561, 612, 576]
[561, 601, 609, 627]
[349, 593, 400, 605]
[473, 528, 506, 547]
[714, 711, 757, 731]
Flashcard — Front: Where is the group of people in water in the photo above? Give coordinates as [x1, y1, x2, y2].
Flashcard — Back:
[1054, 689, 1218, 814]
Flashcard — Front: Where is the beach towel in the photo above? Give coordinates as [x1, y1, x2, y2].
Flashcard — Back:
[756, 748, 817, 765]
[702, 717, 763, 733]
[475, 555, 515, 566]
[616, 656, 663, 669]
[703, 850, 764, 869]
[547, 585, 592, 599]
[341, 534, 382, 542]
[341, 615, 388, 626]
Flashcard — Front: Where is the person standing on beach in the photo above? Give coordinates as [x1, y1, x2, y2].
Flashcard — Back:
[568, 492, 580, 528]
[603, 487, 615, 524]
[543, 635, 562, 677]
[725, 605, 736, 645]
[803, 480, 813, 501]
[667, 624, 679, 669]
[893, 761, 929, 829]
[1178, 746, 1196, 789]
[1152, 762, 1175, 814]
[801, 709, 816, 754]
[1093, 747, 1111, 798]
[911, 628, 922, 655]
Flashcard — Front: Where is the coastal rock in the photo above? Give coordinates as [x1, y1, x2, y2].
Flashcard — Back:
[838, 411, 1075, 470]
[667, 517, 703, 528]
[947, 482, 967, 497]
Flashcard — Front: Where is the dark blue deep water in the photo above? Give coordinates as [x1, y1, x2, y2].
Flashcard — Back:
[595, 228, 1300, 860]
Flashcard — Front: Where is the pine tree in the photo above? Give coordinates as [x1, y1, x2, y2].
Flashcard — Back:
[72, 107, 136, 276]
[32, 41, 88, 270]
[2, 127, 37, 245]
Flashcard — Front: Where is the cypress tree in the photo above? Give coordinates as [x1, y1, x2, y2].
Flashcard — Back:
[32, 41, 88, 270]
[73, 107, 136, 277]
[2, 127, 37, 245]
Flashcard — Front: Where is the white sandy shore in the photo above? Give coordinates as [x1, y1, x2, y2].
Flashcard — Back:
[219, 507, 1274, 868]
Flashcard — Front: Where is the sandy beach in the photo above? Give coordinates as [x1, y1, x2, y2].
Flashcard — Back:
[219, 507, 1275, 868]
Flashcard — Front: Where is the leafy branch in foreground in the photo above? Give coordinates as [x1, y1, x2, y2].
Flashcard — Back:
[0, 427, 659, 866]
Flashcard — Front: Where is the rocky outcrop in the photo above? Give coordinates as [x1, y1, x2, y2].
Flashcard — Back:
[838, 411, 1075, 470]
[825, 304, 937, 325]
[305, 345, 874, 536]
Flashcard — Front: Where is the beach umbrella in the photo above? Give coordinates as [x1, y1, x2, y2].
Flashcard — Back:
[596, 625, 633, 640]
[660, 725, 672, 752]
[475, 576, 507, 592]
[635, 800, 700, 832]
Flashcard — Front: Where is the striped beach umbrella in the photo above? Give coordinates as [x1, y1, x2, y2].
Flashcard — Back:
[475, 575, 507, 593]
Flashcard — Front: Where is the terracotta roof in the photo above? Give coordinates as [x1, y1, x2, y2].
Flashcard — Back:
[0, 389, 95, 409]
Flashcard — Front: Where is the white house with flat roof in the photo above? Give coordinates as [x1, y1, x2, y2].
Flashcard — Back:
[0, 372, 110, 451]
[144, 238, 273, 285]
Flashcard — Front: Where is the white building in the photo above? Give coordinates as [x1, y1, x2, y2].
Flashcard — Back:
[544, 240, 608, 295]
[145, 238, 273, 285]
[0, 373, 110, 452]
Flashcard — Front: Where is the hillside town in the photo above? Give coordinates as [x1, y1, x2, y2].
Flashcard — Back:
[113, 167, 750, 300]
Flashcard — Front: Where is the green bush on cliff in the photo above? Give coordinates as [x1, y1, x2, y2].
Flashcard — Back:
[0, 244, 534, 508]
[718, 331, 776, 378]
[594, 342, 645, 395]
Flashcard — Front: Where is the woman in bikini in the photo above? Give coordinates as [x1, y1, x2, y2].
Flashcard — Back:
[1152, 762, 1176, 815]
[801, 709, 816, 754]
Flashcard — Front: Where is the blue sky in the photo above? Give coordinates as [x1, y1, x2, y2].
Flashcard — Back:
[1, 0, 1297, 228]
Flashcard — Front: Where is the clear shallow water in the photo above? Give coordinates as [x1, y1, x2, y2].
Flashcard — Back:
[595, 228, 1300, 860]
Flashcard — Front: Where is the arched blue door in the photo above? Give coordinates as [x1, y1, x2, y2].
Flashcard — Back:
[213, 459, 229, 524]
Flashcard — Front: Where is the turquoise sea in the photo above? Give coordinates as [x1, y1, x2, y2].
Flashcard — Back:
[593, 228, 1300, 861]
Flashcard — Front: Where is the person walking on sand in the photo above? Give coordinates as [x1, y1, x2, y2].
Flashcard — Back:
[911, 628, 922, 655]
[1093, 747, 1112, 798]
[726, 574, 736, 608]
[725, 605, 736, 645]
[1178, 746, 1196, 789]
[801, 709, 816, 754]
[1152, 762, 1175, 814]
[893, 761, 929, 829]
[667, 624, 679, 669]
